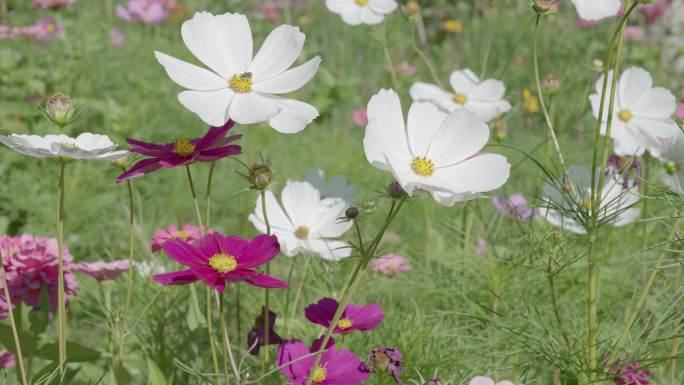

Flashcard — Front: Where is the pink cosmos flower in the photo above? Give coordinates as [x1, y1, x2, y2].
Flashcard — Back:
[368, 348, 404, 385]
[610, 359, 651, 385]
[0, 350, 15, 368]
[73, 260, 130, 281]
[623, 26, 645, 41]
[247, 306, 283, 355]
[639, 0, 671, 24]
[353, 109, 369, 127]
[371, 254, 412, 277]
[117, 121, 241, 182]
[33, 0, 74, 9]
[16, 17, 64, 42]
[0, 25, 13, 39]
[116, 0, 176, 25]
[153, 232, 288, 292]
[491, 193, 536, 220]
[109, 28, 125, 47]
[150, 224, 201, 253]
[277, 339, 369, 385]
[0, 234, 78, 315]
[305, 297, 384, 334]
[253, 2, 280, 21]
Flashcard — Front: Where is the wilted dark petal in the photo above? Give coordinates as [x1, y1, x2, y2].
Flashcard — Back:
[153, 269, 199, 286]
[125, 138, 173, 157]
[116, 158, 163, 182]
[195, 121, 235, 150]
[196, 145, 242, 162]
[244, 272, 288, 289]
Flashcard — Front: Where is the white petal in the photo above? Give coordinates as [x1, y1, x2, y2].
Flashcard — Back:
[466, 100, 511, 123]
[181, 12, 233, 77]
[360, 7, 384, 24]
[571, 0, 621, 21]
[632, 87, 677, 119]
[449, 69, 479, 94]
[364, 89, 410, 171]
[249, 25, 305, 81]
[252, 56, 321, 94]
[155, 51, 228, 91]
[618, 67, 652, 108]
[435, 153, 511, 194]
[250, 190, 295, 233]
[469, 377, 496, 385]
[74, 133, 116, 154]
[326, 0, 356, 14]
[428, 109, 490, 166]
[539, 207, 587, 234]
[470, 79, 506, 101]
[310, 198, 352, 238]
[630, 117, 680, 139]
[304, 239, 352, 260]
[0, 135, 56, 158]
[93, 150, 129, 161]
[406, 101, 448, 157]
[281, 181, 322, 228]
[228, 92, 279, 125]
[266, 96, 319, 133]
[340, 7, 363, 25]
[369, 0, 398, 14]
[409, 82, 457, 112]
[431, 190, 483, 207]
[178, 88, 235, 127]
[213, 12, 253, 74]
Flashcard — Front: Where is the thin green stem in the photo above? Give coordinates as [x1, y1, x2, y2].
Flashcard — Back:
[117, 174, 135, 376]
[205, 161, 216, 230]
[379, 25, 400, 90]
[185, 165, 205, 234]
[207, 287, 220, 375]
[411, 27, 444, 89]
[218, 294, 232, 385]
[56, 160, 67, 375]
[260, 189, 272, 375]
[586, 228, 599, 380]
[282, 257, 298, 337]
[285, 256, 310, 337]
[0, 253, 29, 385]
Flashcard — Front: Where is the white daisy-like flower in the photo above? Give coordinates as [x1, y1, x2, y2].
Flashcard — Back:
[0, 133, 128, 160]
[248, 181, 353, 260]
[364, 89, 511, 207]
[326, 0, 398, 26]
[539, 166, 640, 235]
[410, 69, 512, 123]
[155, 12, 321, 134]
[306, 169, 357, 203]
[660, 132, 684, 196]
[571, 0, 621, 21]
[589, 67, 679, 157]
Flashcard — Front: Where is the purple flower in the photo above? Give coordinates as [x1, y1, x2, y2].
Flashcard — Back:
[117, 121, 241, 182]
[0, 25, 13, 39]
[368, 348, 404, 385]
[0, 350, 15, 368]
[73, 260, 130, 281]
[150, 224, 202, 253]
[305, 297, 383, 334]
[247, 306, 283, 356]
[153, 232, 288, 293]
[491, 193, 536, 220]
[610, 359, 651, 385]
[277, 339, 369, 385]
[352, 109, 368, 127]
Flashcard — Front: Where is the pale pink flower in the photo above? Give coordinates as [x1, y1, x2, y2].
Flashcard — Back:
[575, 18, 601, 29]
[109, 28, 125, 47]
[254, 2, 280, 21]
[16, 17, 64, 42]
[623, 26, 645, 41]
[491, 193, 537, 220]
[395, 63, 417, 76]
[371, 254, 412, 277]
[0, 350, 15, 368]
[33, 0, 74, 9]
[0, 25, 13, 39]
[116, 0, 175, 25]
[639, 0, 671, 24]
[73, 260, 130, 281]
[150, 224, 201, 252]
[353, 108, 368, 127]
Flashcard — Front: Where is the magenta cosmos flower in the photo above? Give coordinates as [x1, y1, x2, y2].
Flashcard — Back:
[610, 359, 651, 385]
[73, 260, 130, 281]
[0, 350, 15, 369]
[371, 254, 411, 277]
[368, 348, 404, 385]
[277, 339, 369, 385]
[117, 121, 241, 182]
[153, 232, 288, 292]
[491, 193, 536, 220]
[305, 297, 383, 334]
[150, 224, 201, 252]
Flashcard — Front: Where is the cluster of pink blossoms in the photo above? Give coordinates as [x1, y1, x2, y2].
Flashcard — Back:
[0, 17, 64, 42]
[116, 0, 177, 25]
[32, 0, 74, 9]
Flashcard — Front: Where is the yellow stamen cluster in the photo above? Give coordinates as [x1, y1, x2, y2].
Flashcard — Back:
[453, 92, 468, 105]
[295, 226, 310, 239]
[337, 318, 353, 330]
[208, 253, 238, 273]
[618, 109, 633, 122]
[411, 157, 434, 177]
[60, 141, 78, 150]
[172, 230, 189, 239]
[355, 0, 369, 5]
[173, 138, 196, 157]
[312, 366, 327, 383]
[443, 20, 463, 33]
[229, 72, 253, 93]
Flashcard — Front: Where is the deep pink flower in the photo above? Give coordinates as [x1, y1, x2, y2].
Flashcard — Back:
[0, 234, 78, 316]
[33, 0, 74, 9]
[73, 260, 130, 281]
[0, 350, 15, 368]
[610, 359, 651, 385]
[16, 17, 64, 42]
[368, 348, 404, 385]
[371, 254, 411, 277]
[352, 109, 368, 127]
[153, 232, 287, 292]
[623, 26, 645, 41]
[117, 121, 241, 182]
[109, 28, 125, 47]
[305, 297, 383, 334]
[247, 306, 283, 356]
[277, 339, 369, 385]
[150, 224, 201, 253]
[639, 0, 671, 24]
[116, 0, 176, 25]
[491, 193, 536, 220]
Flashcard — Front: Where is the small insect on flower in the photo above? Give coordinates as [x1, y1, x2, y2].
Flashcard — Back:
[153, 233, 288, 292]
[305, 297, 384, 334]
[326, 0, 398, 26]
[155, 11, 321, 133]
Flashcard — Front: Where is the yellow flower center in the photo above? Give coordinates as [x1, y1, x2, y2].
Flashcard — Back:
[443, 20, 463, 33]
[337, 318, 353, 330]
[312, 366, 327, 383]
[355, 0, 369, 5]
[47, 24, 55, 32]
[295, 225, 310, 240]
[173, 138, 196, 157]
[229, 72, 253, 93]
[208, 253, 238, 273]
[618, 108, 633, 122]
[411, 157, 434, 177]
[582, 197, 592, 212]
[60, 141, 78, 150]
[453, 93, 468, 105]
[172, 230, 189, 239]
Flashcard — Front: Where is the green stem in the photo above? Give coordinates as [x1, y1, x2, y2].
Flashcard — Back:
[0, 253, 29, 385]
[379, 25, 400, 90]
[586, 228, 599, 381]
[285, 256, 310, 337]
[56, 160, 67, 374]
[282, 257, 298, 337]
[260, 190, 272, 375]
[205, 161, 216, 230]
[207, 287, 220, 375]
[411, 28, 444, 89]
[117, 174, 135, 377]
[185, 165, 205, 234]
[218, 292, 241, 385]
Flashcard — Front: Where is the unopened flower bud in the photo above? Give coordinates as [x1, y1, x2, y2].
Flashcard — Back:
[543, 73, 560, 96]
[494, 118, 508, 141]
[402, 1, 420, 17]
[111, 155, 129, 169]
[345, 207, 359, 219]
[666, 160, 678, 175]
[424, 379, 443, 385]
[591, 59, 604, 72]
[361, 200, 376, 210]
[387, 181, 407, 199]
[46, 92, 76, 127]
[249, 163, 274, 190]
[532, 0, 553, 14]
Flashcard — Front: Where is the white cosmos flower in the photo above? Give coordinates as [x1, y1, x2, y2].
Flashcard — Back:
[0, 133, 128, 160]
[590, 67, 679, 157]
[539, 166, 640, 235]
[364, 89, 511, 207]
[571, 0, 621, 21]
[410, 69, 512, 123]
[326, 0, 398, 26]
[306, 169, 357, 203]
[155, 12, 321, 134]
[248, 181, 353, 260]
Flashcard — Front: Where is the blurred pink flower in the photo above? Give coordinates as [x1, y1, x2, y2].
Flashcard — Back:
[116, 0, 175, 25]
[575, 18, 601, 29]
[639, 0, 671, 24]
[623, 26, 645, 41]
[73, 260, 130, 281]
[0, 234, 78, 317]
[491, 193, 537, 220]
[353, 109, 368, 127]
[677, 95, 684, 119]
[16, 17, 64, 42]
[0, 25, 13, 39]
[33, 0, 74, 9]
[109, 28, 125, 47]
[253, 2, 280, 21]
[476, 237, 487, 257]
[150, 224, 201, 252]
[395, 63, 417, 76]
[0, 350, 15, 368]
[371, 254, 412, 277]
